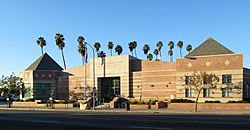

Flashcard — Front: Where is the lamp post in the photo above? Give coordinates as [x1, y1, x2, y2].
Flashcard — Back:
[84, 42, 96, 110]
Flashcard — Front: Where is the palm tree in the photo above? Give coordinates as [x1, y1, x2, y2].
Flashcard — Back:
[168, 41, 174, 50]
[108, 41, 114, 56]
[55, 33, 66, 70]
[77, 36, 87, 100]
[98, 51, 106, 65]
[147, 53, 153, 61]
[186, 44, 192, 53]
[177, 41, 184, 58]
[168, 49, 173, 62]
[36, 37, 46, 55]
[168, 41, 175, 62]
[156, 41, 163, 60]
[94, 42, 101, 55]
[115, 45, 123, 55]
[98, 51, 106, 57]
[143, 44, 150, 59]
[154, 49, 159, 61]
[133, 41, 137, 57]
[77, 36, 86, 63]
[128, 42, 134, 56]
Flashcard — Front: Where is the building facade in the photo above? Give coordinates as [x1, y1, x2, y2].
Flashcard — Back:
[20, 38, 250, 103]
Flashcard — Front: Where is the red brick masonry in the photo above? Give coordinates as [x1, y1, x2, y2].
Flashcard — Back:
[12, 102, 73, 109]
[168, 103, 250, 111]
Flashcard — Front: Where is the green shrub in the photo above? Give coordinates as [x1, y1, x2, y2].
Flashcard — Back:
[171, 99, 195, 103]
[205, 100, 221, 103]
[129, 100, 138, 104]
[144, 100, 158, 105]
[14, 99, 23, 102]
[58, 100, 65, 104]
[67, 100, 76, 104]
[137, 101, 145, 105]
[227, 100, 248, 103]
[73, 102, 80, 107]
[129, 100, 147, 105]
[150, 100, 157, 105]
[146, 101, 151, 105]
[25, 98, 35, 102]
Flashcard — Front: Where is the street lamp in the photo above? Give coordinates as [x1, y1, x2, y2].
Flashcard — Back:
[83, 42, 96, 110]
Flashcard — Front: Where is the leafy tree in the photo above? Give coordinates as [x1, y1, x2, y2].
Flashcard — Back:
[156, 41, 163, 60]
[115, 45, 123, 55]
[147, 53, 153, 61]
[143, 44, 150, 59]
[36, 37, 46, 55]
[154, 49, 159, 61]
[0, 73, 20, 99]
[180, 71, 219, 112]
[177, 41, 184, 58]
[55, 33, 67, 70]
[108, 41, 114, 56]
[186, 44, 192, 53]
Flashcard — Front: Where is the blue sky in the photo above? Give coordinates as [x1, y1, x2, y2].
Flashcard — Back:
[0, 0, 250, 76]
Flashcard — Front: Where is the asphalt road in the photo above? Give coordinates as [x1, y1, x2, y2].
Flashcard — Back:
[0, 110, 250, 130]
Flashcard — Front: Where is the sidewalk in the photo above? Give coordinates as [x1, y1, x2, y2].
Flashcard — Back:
[1, 107, 250, 115]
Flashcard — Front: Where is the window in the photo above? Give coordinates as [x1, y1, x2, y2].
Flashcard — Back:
[185, 76, 193, 85]
[203, 76, 212, 85]
[185, 88, 193, 97]
[24, 83, 31, 98]
[222, 88, 232, 97]
[244, 83, 249, 98]
[222, 74, 232, 84]
[34, 83, 50, 100]
[203, 88, 211, 97]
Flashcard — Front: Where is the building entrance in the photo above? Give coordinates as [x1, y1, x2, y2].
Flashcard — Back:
[99, 77, 120, 102]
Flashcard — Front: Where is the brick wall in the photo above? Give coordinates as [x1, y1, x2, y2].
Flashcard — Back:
[168, 103, 250, 111]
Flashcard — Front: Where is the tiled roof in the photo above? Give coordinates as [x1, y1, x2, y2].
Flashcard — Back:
[185, 38, 234, 58]
[25, 53, 63, 71]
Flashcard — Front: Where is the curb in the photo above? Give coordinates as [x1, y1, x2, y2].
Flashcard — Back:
[1, 107, 250, 115]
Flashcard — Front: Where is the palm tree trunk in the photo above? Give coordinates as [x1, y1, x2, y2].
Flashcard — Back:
[131, 51, 134, 57]
[41, 47, 44, 55]
[110, 49, 112, 56]
[134, 49, 137, 58]
[160, 50, 162, 58]
[61, 49, 67, 70]
[82, 56, 87, 100]
[180, 49, 182, 58]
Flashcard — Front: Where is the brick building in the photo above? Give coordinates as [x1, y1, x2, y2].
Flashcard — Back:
[20, 38, 250, 103]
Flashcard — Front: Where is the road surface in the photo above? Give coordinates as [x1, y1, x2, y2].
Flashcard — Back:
[0, 110, 250, 130]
